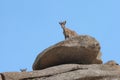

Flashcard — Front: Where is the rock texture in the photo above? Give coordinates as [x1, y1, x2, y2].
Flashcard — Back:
[33, 35, 102, 70]
[0, 75, 2, 80]
[105, 60, 119, 65]
[1, 64, 120, 80]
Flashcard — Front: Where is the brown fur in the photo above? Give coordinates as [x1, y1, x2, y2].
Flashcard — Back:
[59, 21, 79, 39]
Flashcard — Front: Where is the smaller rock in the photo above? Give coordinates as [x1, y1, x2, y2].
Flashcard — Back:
[105, 60, 119, 65]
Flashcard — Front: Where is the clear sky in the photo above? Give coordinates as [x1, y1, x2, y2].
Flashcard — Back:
[0, 0, 120, 72]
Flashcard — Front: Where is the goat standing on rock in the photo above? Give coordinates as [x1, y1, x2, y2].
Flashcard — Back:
[59, 21, 79, 39]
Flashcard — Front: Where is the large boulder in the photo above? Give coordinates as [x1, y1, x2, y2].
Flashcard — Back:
[33, 35, 102, 70]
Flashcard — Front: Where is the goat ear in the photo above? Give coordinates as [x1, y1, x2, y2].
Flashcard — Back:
[59, 21, 66, 26]
[59, 22, 61, 25]
[64, 21, 66, 24]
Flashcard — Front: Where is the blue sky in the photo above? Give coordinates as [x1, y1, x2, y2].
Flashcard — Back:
[0, 0, 120, 72]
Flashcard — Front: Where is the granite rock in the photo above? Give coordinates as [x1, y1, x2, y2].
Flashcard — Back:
[1, 64, 120, 80]
[33, 35, 102, 70]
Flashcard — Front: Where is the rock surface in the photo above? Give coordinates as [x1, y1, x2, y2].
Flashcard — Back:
[105, 60, 119, 65]
[1, 64, 120, 80]
[0, 75, 2, 80]
[33, 35, 102, 70]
